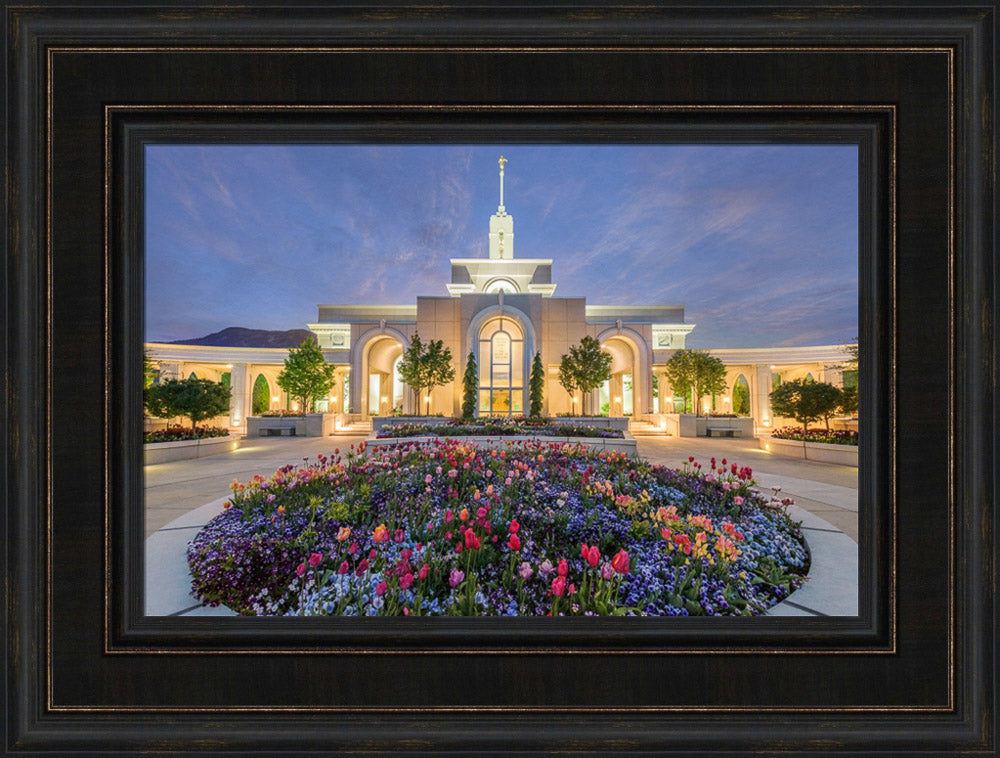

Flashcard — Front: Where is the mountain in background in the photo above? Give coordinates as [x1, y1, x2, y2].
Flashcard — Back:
[170, 327, 316, 348]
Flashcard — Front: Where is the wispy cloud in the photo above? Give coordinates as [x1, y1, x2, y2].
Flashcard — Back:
[145, 144, 858, 347]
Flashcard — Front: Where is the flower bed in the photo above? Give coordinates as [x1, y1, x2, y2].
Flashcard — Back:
[259, 409, 306, 417]
[187, 441, 807, 617]
[143, 425, 229, 444]
[377, 418, 625, 440]
[771, 427, 858, 446]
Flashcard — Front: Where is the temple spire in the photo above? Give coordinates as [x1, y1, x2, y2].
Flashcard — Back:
[498, 155, 507, 214]
[489, 156, 514, 259]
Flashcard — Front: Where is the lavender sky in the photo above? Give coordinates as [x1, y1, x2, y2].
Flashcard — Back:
[145, 144, 858, 348]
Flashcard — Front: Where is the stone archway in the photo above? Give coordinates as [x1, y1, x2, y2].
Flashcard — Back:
[596, 327, 653, 418]
[360, 334, 407, 418]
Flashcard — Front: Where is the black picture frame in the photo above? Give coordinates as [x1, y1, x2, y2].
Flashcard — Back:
[4, 2, 996, 755]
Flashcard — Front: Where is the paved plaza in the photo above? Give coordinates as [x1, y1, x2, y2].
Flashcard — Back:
[144, 433, 858, 618]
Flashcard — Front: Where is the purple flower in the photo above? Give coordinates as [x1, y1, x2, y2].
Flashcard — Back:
[449, 568, 465, 588]
[518, 562, 534, 580]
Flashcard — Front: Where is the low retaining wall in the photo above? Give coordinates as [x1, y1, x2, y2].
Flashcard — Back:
[759, 436, 859, 467]
[371, 416, 631, 432]
[246, 413, 337, 437]
[553, 416, 631, 431]
[144, 434, 241, 465]
[661, 414, 756, 438]
[366, 433, 638, 457]
[370, 416, 452, 432]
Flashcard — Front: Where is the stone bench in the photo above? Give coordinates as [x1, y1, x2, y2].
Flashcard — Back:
[706, 427, 741, 437]
[259, 427, 295, 437]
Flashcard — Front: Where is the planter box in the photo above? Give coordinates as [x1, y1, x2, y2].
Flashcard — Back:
[552, 416, 631, 431]
[246, 413, 336, 438]
[759, 436, 859, 467]
[662, 414, 755, 438]
[370, 415, 452, 431]
[144, 434, 241, 465]
[367, 433, 638, 458]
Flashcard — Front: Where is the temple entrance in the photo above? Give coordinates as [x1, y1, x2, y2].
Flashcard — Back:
[477, 316, 524, 416]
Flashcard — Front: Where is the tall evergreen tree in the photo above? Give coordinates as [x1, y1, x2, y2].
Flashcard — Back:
[461, 352, 478, 420]
[529, 352, 545, 418]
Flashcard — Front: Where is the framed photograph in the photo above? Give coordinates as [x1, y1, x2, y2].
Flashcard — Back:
[4, 2, 995, 754]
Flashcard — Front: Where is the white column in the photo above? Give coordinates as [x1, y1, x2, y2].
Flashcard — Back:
[754, 364, 772, 429]
[229, 363, 252, 429]
[158, 362, 181, 381]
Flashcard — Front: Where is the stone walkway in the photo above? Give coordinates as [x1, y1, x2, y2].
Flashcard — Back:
[144, 433, 858, 617]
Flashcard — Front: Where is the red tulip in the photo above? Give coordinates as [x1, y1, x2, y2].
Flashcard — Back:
[557, 558, 568, 576]
[508, 534, 521, 551]
[611, 549, 630, 575]
[551, 576, 566, 596]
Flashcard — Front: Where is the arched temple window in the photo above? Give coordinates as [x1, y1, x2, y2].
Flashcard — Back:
[252, 374, 270, 415]
[732, 374, 750, 416]
[478, 317, 524, 416]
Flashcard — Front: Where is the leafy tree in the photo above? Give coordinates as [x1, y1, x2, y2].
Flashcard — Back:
[665, 349, 727, 415]
[664, 350, 696, 413]
[397, 332, 455, 416]
[770, 378, 843, 432]
[277, 339, 336, 413]
[557, 355, 579, 410]
[697, 353, 728, 411]
[144, 377, 231, 431]
[461, 352, 478, 420]
[143, 351, 159, 389]
[838, 385, 858, 417]
[559, 335, 612, 416]
[529, 352, 545, 418]
[842, 337, 859, 369]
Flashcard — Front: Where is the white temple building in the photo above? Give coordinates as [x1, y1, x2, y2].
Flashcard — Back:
[146, 157, 851, 433]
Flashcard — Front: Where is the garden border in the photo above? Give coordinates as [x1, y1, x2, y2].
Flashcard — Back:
[759, 436, 859, 467]
[366, 432, 638, 457]
[142, 434, 241, 465]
